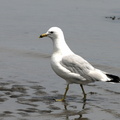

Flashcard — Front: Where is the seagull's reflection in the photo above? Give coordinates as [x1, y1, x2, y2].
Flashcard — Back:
[62, 99, 89, 120]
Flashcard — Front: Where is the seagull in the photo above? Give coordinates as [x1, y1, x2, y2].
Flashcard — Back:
[39, 27, 120, 101]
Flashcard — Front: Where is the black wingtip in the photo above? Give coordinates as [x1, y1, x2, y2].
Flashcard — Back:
[106, 74, 120, 83]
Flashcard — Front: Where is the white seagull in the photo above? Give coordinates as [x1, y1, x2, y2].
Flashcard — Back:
[39, 27, 120, 101]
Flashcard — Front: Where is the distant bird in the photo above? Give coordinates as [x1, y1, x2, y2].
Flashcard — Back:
[39, 27, 120, 101]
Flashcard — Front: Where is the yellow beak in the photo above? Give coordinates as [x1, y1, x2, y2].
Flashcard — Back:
[39, 33, 48, 38]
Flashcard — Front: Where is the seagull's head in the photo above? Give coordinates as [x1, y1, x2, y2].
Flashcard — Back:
[39, 27, 64, 40]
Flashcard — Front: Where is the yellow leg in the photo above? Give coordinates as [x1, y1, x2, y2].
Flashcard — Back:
[56, 84, 69, 102]
[80, 84, 86, 100]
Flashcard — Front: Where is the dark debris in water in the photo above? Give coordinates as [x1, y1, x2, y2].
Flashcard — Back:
[48, 105, 61, 110]
[9, 94, 26, 98]
[17, 98, 38, 107]
[0, 111, 14, 117]
[30, 85, 46, 90]
[18, 108, 38, 113]
[17, 108, 52, 114]
[88, 92, 97, 95]
[0, 87, 12, 92]
[34, 90, 47, 96]
[0, 85, 27, 93]
[0, 97, 8, 102]
[11, 85, 27, 93]
[105, 16, 120, 21]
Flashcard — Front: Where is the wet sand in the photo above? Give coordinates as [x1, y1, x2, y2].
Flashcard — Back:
[0, 68, 120, 120]
[0, 0, 120, 120]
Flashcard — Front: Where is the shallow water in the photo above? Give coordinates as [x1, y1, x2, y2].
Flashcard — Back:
[0, 0, 120, 120]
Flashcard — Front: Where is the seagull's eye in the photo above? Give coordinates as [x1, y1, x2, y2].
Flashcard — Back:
[49, 31, 54, 34]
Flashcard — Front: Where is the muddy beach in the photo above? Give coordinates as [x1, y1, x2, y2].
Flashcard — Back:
[0, 0, 120, 120]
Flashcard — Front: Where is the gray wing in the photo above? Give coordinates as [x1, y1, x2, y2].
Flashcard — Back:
[60, 54, 95, 82]
[60, 54, 110, 83]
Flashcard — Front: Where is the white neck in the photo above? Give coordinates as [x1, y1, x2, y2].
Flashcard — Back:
[52, 36, 73, 55]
